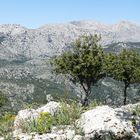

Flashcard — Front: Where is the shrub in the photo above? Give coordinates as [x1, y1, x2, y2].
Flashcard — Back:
[53, 101, 83, 126]
[0, 112, 15, 138]
[22, 101, 101, 134]
[23, 112, 53, 134]
[132, 105, 140, 116]
[0, 92, 7, 108]
[23, 101, 83, 134]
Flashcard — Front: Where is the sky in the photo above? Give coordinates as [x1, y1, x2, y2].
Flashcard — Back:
[0, 0, 140, 28]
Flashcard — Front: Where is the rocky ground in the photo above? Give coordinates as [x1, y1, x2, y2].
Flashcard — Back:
[0, 100, 139, 140]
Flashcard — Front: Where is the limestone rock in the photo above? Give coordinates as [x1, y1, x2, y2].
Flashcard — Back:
[78, 106, 136, 139]
[37, 101, 60, 115]
[13, 104, 139, 140]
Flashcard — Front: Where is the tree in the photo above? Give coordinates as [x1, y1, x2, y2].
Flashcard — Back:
[104, 49, 140, 105]
[51, 35, 105, 106]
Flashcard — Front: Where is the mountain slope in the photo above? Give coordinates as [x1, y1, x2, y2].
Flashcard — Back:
[0, 21, 140, 60]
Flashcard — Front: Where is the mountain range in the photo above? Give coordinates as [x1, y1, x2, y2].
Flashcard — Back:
[0, 20, 140, 112]
[0, 20, 140, 60]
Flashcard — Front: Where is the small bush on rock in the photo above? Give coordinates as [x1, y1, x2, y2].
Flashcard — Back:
[23, 112, 53, 134]
[22, 101, 83, 134]
[52, 101, 83, 126]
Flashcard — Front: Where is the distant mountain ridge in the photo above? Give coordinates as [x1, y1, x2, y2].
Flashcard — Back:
[0, 20, 140, 61]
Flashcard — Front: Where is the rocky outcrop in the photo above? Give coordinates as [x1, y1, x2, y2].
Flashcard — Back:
[36, 101, 59, 115]
[13, 126, 77, 140]
[78, 106, 136, 139]
[13, 103, 140, 140]
[14, 101, 60, 130]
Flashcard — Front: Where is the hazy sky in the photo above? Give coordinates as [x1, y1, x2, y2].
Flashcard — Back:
[0, 0, 139, 28]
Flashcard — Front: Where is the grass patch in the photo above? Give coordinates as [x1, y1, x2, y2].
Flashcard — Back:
[0, 112, 15, 139]
[132, 105, 140, 116]
[20, 100, 100, 135]
[22, 101, 84, 134]
[22, 112, 53, 134]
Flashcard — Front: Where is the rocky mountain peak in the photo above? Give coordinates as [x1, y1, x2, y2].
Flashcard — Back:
[0, 20, 140, 61]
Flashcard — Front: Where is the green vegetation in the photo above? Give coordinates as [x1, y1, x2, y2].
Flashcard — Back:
[132, 105, 140, 116]
[52, 35, 140, 106]
[0, 91, 7, 108]
[21, 101, 86, 134]
[53, 101, 83, 125]
[22, 112, 53, 134]
[52, 34, 105, 106]
[0, 112, 15, 139]
[21, 100, 100, 134]
[104, 49, 140, 105]
[129, 105, 140, 127]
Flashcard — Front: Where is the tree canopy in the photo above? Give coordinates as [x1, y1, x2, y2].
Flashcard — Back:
[52, 35, 105, 106]
[104, 49, 140, 105]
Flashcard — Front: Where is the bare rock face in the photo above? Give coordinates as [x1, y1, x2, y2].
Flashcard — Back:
[78, 106, 136, 140]
[0, 21, 140, 60]
[36, 101, 60, 115]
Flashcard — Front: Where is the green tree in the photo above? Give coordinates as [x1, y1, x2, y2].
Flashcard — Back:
[52, 35, 105, 106]
[104, 49, 140, 105]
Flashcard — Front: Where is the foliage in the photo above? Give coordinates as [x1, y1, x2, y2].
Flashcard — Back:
[53, 101, 83, 126]
[23, 112, 53, 134]
[0, 91, 7, 108]
[74, 125, 85, 136]
[0, 112, 15, 138]
[23, 102, 40, 110]
[104, 49, 140, 105]
[52, 34, 105, 106]
[132, 105, 140, 116]
[88, 99, 102, 109]
[22, 101, 83, 134]
[129, 105, 140, 128]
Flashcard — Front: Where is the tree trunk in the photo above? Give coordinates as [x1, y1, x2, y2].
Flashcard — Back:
[123, 83, 128, 105]
[81, 95, 89, 107]
[80, 83, 91, 107]
[81, 88, 91, 107]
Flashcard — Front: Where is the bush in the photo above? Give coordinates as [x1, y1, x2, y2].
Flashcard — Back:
[22, 101, 101, 134]
[23, 101, 83, 134]
[0, 92, 7, 108]
[23, 112, 53, 134]
[53, 101, 83, 126]
[132, 105, 140, 116]
[0, 112, 15, 138]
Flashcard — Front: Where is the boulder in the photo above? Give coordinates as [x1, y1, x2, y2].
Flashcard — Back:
[78, 106, 136, 139]
[36, 101, 60, 115]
